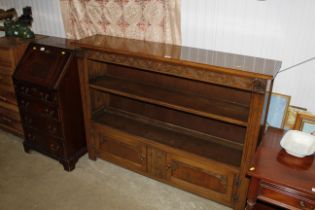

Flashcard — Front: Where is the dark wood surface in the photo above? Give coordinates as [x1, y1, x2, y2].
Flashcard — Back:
[13, 36, 86, 171]
[93, 108, 243, 167]
[76, 35, 280, 209]
[90, 76, 249, 126]
[74, 35, 282, 79]
[246, 127, 315, 210]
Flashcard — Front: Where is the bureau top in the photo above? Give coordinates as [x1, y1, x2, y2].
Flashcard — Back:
[74, 34, 282, 80]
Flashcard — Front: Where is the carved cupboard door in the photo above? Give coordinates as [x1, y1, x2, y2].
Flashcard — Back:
[166, 154, 239, 206]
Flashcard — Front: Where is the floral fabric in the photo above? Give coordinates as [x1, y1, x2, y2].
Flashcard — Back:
[60, 0, 181, 45]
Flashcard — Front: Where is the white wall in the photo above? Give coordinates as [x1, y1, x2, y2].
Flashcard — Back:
[1, 0, 314, 112]
[0, 0, 65, 37]
[182, 0, 315, 112]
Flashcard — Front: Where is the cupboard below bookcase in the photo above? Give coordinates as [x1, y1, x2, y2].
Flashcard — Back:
[75, 35, 281, 210]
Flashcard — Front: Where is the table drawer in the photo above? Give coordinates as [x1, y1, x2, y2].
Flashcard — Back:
[21, 113, 63, 138]
[17, 95, 60, 120]
[259, 182, 315, 210]
[0, 106, 23, 133]
[24, 128, 63, 157]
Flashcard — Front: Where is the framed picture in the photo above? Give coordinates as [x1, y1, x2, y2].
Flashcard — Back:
[266, 93, 291, 128]
[283, 105, 309, 130]
[293, 113, 315, 135]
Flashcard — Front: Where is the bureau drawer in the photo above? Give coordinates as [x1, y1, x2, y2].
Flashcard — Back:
[21, 113, 63, 138]
[0, 49, 14, 68]
[24, 128, 63, 157]
[0, 106, 23, 134]
[0, 84, 18, 105]
[17, 95, 60, 120]
[259, 181, 315, 210]
[15, 83, 58, 104]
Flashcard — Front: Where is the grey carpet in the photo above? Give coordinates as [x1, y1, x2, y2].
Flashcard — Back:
[0, 129, 231, 210]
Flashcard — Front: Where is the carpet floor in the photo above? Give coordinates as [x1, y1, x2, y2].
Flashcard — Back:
[0, 129, 231, 210]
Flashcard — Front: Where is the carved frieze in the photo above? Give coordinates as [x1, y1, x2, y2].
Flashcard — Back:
[86, 50, 267, 93]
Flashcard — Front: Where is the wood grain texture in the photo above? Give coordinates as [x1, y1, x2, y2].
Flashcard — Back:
[247, 128, 315, 210]
[74, 35, 281, 80]
[77, 35, 278, 209]
[13, 37, 86, 171]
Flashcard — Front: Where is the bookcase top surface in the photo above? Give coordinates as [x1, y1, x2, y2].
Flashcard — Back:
[74, 35, 281, 80]
[0, 34, 46, 49]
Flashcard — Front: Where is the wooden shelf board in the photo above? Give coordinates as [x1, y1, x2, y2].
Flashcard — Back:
[92, 108, 243, 168]
[90, 76, 249, 127]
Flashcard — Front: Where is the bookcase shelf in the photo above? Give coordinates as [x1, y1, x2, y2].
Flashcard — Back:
[90, 75, 249, 126]
[93, 107, 243, 167]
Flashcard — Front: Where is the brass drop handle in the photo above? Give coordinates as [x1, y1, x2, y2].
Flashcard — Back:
[299, 201, 305, 208]
[20, 86, 29, 94]
[43, 108, 55, 117]
[20, 100, 30, 108]
[24, 116, 33, 124]
[48, 125, 57, 134]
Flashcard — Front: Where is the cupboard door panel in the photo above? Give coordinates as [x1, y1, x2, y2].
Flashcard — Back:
[147, 146, 167, 180]
[167, 155, 238, 206]
[96, 130, 147, 172]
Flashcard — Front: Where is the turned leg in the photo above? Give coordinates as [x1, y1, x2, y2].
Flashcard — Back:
[23, 142, 31, 153]
[60, 159, 77, 172]
[246, 177, 260, 210]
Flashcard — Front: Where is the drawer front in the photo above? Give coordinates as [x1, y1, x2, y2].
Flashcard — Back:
[259, 182, 315, 210]
[0, 105, 23, 134]
[15, 83, 58, 104]
[0, 84, 18, 105]
[17, 95, 60, 120]
[24, 128, 63, 157]
[0, 49, 14, 68]
[93, 129, 147, 172]
[0, 71, 14, 86]
[21, 113, 63, 138]
[166, 154, 238, 206]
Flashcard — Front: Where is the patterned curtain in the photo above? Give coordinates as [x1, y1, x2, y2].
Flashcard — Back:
[60, 0, 181, 45]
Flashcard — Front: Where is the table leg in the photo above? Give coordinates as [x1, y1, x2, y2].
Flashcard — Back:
[246, 177, 260, 210]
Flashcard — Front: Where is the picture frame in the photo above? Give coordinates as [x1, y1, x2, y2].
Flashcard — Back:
[283, 105, 309, 130]
[293, 113, 315, 135]
[266, 93, 291, 128]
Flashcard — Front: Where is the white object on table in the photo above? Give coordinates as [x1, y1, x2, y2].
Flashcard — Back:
[280, 130, 315, 158]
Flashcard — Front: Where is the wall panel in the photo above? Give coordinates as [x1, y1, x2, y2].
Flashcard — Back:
[182, 0, 315, 112]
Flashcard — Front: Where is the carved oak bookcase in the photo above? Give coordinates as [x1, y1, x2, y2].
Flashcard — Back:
[75, 35, 281, 209]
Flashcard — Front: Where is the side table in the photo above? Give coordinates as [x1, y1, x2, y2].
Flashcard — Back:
[246, 127, 315, 210]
